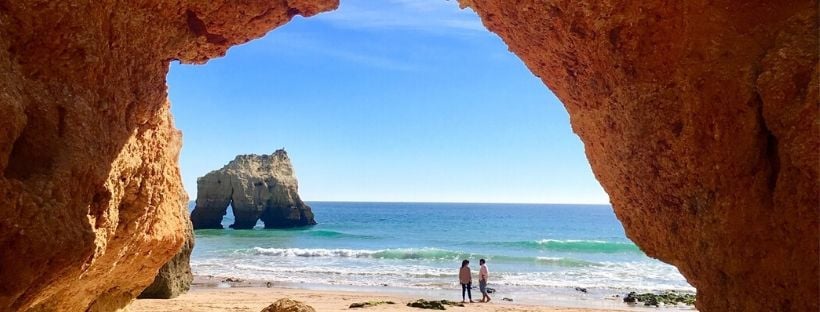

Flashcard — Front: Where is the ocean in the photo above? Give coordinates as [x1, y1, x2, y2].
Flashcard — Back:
[191, 202, 695, 309]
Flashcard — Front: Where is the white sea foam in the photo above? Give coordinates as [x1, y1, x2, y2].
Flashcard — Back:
[497, 261, 695, 291]
[252, 247, 377, 258]
[191, 255, 694, 293]
[536, 239, 608, 244]
[249, 247, 467, 260]
[190, 245, 693, 292]
[535, 256, 599, 267]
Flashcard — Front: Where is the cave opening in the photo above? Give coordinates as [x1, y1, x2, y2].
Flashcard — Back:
[164, 0, 695, 308]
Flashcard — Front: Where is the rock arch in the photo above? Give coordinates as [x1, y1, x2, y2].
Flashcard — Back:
[0, 0, 815, 311]
[190, 150, 316, 229]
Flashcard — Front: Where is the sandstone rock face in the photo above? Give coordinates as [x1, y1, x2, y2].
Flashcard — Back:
[0, 1, 337, 311]
[191, 150, 316, 229]
[260, 298, 316, 312]
[459, 1, 818, 311]
[138, 204, 194, 299]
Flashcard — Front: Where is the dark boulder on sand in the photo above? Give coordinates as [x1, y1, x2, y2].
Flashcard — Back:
[623, 291, 696, 306]
[138, 205, 195, 299]
[260, 298, 316, 312]
[574, 287, 587, 293]
[406, 299, 464, 310]
[349, 301, 395, 308]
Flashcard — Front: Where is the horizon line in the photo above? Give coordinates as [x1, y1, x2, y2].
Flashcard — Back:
[305, 200, 612, 206]
[187, 199, 611, 206]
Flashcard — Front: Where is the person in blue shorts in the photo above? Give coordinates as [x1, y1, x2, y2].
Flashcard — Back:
[479, 259, 491, 303]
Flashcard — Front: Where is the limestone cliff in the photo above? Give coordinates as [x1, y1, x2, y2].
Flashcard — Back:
[459, 0, 818, 311]
[191, 150, 316, 229]
[0, 1, 337, 311]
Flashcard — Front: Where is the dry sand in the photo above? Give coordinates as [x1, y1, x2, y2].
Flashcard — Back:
[129, 286, 635, 312]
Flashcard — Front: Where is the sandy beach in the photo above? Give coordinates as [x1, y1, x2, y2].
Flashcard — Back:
[129, 286, 637, 312]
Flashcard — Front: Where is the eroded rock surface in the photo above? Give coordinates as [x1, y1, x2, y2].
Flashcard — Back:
[0, 1, 337, 311]
[260, 298, 316, 312]
[191, 150, 316, 229]
[138, 204, 195, 299]
[460, 0, 818, 311]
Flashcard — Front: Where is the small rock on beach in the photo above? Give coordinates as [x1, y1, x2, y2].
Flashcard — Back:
[260, 298, 316, 312]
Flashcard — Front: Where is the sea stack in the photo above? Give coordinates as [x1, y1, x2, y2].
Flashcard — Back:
[190, 149, 316, 229]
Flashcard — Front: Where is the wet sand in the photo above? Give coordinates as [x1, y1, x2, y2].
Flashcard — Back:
[129, 285, 638, 312]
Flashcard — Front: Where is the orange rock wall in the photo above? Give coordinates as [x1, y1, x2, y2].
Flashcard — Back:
[0, 1, 338, 311]
[461, 0, 818, 311]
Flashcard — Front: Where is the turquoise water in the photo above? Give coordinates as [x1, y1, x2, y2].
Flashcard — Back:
[192, 202, 694, 305]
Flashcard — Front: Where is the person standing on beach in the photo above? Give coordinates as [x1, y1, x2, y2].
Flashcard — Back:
[479, 259, 491, 303]
[459, 259, 474, 303]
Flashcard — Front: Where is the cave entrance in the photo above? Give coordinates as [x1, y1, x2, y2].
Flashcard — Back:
[165, 0, 694, 307]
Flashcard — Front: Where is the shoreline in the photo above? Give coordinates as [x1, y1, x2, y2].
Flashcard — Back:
[129, 286, 632, 312]
[128, 275, 697, 312]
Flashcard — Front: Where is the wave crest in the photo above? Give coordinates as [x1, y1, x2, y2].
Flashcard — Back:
[249, 247, 604, 268]
[535, 256, 600, 267]
[490, 239, 640, 253]
[251, 247, 467, 260]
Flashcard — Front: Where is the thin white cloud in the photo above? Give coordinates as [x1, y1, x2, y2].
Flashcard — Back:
[314, 0, 486, 34]
[323, 48, 419, 71]
[251, 0, 490, 71]
[262, 32, 419, 71]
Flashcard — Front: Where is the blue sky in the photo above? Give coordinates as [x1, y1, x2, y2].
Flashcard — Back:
[167, 0, 609, 204]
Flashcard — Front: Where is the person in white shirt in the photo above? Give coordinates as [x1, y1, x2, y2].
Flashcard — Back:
[479, 258, 491, 302]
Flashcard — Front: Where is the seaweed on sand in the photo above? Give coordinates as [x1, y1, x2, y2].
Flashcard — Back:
[406, 299, 465, 310]
[623, 291, 696, 306]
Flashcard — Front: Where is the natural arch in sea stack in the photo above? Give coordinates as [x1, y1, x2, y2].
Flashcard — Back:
[0, 1, 815, 311]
